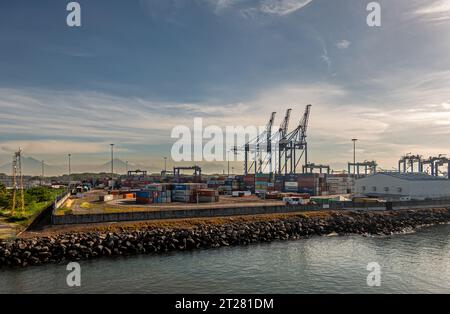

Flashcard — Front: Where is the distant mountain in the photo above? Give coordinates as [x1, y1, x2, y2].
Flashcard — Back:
[99, 158, 131, 174]
[0, 156, 63, 176]
[0, 156, 241, 176]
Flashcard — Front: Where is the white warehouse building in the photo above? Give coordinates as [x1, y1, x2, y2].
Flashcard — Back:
[355, 173, 450, 200]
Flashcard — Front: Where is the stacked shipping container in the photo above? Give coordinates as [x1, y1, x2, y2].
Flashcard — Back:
[197, 189, 219, 203]
[135, 184, 172, 204]
[255, 173, 270, 193]
[297, 174, 316, 195]
[326, 174, 354, 195]
[171, 183, 208, 202]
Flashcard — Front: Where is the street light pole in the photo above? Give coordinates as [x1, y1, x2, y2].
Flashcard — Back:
[352, 139, 357, 176]
[68, 153, 71, 189]
[110, 144, 114, 189]
[41, 160, 44, 186]
[227, 151, 230, 177]
[164, 157, 167, 174]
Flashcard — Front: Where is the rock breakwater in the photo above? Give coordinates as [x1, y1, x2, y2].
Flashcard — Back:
[1, 208, 449, 268]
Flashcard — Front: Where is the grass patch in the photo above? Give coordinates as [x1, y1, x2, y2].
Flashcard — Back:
[79, 202, 91, 209]
[0, 188, 65, 227]
[56, 207, 73, 215]
[6, 200, 53, 226]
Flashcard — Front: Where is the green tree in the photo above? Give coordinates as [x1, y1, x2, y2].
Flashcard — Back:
[0, 183, 10, 208]
[25, 187, 53, 203]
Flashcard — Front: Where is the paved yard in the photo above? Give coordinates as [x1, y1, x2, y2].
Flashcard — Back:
[0, 217, 20, 240]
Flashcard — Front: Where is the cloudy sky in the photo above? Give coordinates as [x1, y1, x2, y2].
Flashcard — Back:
[0, 0, 449, 174]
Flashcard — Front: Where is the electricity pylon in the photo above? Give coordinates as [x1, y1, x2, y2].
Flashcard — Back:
[11, 148, 25, 214]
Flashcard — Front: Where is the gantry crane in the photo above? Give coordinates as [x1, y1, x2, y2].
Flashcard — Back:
[398, 154, 423, 173]
[173, 165, 202, 182]
[348, 160, 377, 176]
[235, 105, 311, 176]
[277, 108, 292, 175]
[279, 104, 311, 175]
[235, 112, 277, 175]
[421, 154, 449, 177]
[303, 162, 331, 174]
[398, 154, 450, 177]
[258, 111, 276, 174]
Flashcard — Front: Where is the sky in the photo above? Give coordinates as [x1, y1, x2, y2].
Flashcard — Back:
[0, 0, 450, 174]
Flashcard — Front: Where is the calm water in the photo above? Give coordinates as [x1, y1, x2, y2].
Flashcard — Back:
[1, 225, 449, 294]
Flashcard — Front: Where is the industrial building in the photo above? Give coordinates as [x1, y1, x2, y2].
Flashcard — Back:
[355, 173, 450, 200]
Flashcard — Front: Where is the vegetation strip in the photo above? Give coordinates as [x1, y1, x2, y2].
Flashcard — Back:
[0, 185, 65, 228]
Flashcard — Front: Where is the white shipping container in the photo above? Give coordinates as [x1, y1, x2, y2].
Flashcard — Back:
[285, 182, 299, 188]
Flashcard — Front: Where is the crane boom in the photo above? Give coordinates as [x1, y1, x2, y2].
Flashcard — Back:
[300, 104, 311, 140]
[279, 108, 292, 139]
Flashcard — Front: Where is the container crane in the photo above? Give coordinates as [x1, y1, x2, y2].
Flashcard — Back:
[279, 104, 311, 175]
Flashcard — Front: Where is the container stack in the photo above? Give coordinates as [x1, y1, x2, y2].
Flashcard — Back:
[207, 178, 226, 189]
[297, 174, 318, 196]
[135, 190, 153, 204]
[255, 173, 270, 193]
[317, 175, 328, 196]
[243, 174, 255, 191]
[231, 179, 240, 191]
[220, 178, 233, 195]
[218, 185, 232, 195]
[233, 176, 247, 191]
[326, 174, 354, 195]
[196, 189, 219, 203]
[171, 183, 207, 203]
[284, 180, 299, 193]
[135, 184, 172, 204]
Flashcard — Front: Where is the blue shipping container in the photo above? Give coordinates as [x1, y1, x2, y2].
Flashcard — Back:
[136, 191, 151, 198]
[299, 188, 315, 196]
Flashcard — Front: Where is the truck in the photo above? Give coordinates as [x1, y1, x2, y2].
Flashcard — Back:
[283, 196, 310, 205]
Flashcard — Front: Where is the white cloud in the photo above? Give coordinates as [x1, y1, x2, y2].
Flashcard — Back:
[321, 50, 331, 67]
[317, 37, 331, 69]
[259, 0, 313, 15]
[414, 0, 450, 15]
[2, 66, 450, 170]
[411, 0, 450, 23]
[336, 40, 350, 50]
[205, 0, 240, 13]
[0, 140, 114, 155]
[205, 0, 313, 17]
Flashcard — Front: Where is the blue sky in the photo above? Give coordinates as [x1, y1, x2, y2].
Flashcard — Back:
[0, 0, 450, 173]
